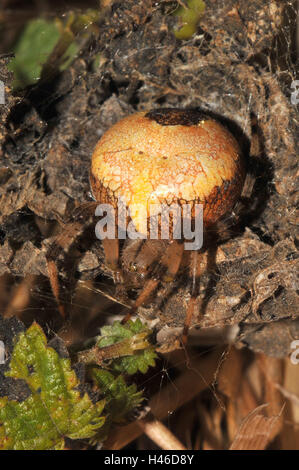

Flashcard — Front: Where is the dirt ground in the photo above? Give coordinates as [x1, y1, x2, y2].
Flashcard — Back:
[0, 0, 298, 450]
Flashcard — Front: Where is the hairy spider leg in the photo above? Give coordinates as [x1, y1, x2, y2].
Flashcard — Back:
[182, 250, 201, 345]
[47, 255, 66, 318]
[128, 239, 168, 276]
[161, 240, 185, 282]
[46, 202, 98, 318]
[101, 238, 124, 284]
[121, 240, 184, 323]
[46, 220, 83, 318]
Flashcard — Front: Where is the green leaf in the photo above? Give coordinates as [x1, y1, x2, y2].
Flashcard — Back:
[96, 319, 157, 375]
[8, 19, 60, 89]
[92, 369, 144, 424]
[8, 10, 100, 90]
[98, 318, 151, 346]
[0, 323, 105, 450]
[173, 0, 205, 40]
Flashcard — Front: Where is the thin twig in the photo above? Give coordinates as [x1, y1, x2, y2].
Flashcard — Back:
[137, 415, 187, 450]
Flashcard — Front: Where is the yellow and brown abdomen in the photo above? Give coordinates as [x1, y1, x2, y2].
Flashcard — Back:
[90, 108, 245, 233]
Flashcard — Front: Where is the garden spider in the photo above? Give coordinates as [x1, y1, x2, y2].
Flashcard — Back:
[46, 108, 246, 345]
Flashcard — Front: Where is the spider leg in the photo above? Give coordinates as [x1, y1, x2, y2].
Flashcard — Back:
[47, 258, 66, 318]
[182, 250, 201, 345]
[102, 238, 123, 283]
[129, 239, 165, 277]
[122, 240, 184, 323]
[46, 220, 83, 318]
[46, 202, 97, 318]
[161, 240, 184, 282]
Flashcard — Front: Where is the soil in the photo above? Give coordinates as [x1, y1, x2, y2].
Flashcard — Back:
[0, 0, 298, 357]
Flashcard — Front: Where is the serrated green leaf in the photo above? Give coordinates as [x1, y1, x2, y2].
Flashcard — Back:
[110, 347, 157, 375]
[0, 323, 105, 450]
[96, 319, 157, 375]
[98, 318, 150, 346]
[92, 369, 143, 424]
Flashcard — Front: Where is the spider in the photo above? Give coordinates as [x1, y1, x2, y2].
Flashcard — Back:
[46, 108, 246, 345]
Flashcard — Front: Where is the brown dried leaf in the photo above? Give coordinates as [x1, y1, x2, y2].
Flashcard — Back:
[229, 405, 282, 450]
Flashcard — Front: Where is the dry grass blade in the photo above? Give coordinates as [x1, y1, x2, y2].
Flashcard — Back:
[229, 405, 282, 450]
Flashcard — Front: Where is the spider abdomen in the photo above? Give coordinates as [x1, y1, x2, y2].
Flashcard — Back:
[90, 108, 245, 235]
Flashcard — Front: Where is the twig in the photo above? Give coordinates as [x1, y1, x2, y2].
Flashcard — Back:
[137, 415, 187, 450]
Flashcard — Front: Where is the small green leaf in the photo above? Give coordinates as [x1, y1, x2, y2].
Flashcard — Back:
[96, 319, 157, 375]
[8, 10, 100, 90]
[8, 19, 60, 89]
[0, 323, 105, 450]
[173, 0, 205, 40]
[92, 369, 144, 424]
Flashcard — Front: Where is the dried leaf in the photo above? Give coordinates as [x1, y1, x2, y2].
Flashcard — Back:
[230, 405, 281, 450]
